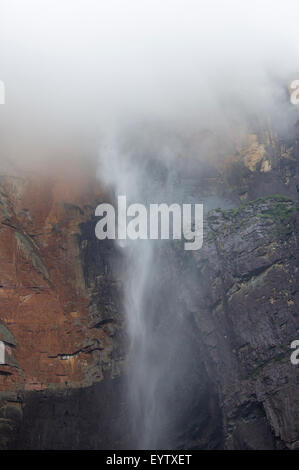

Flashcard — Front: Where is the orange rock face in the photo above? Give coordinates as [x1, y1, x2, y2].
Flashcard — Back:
[0, 161, 114, 393]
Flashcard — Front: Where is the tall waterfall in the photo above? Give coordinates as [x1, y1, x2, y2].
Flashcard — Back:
[97, 129, 200, 449]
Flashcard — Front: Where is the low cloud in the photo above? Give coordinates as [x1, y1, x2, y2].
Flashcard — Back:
[0, 0, 298, 168]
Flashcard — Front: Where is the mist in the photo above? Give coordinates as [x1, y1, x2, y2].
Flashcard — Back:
[1, 0, 299, 450]
[0, 0, 299, 170]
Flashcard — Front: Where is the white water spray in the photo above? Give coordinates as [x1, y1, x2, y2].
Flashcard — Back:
[97, 130, 197, 448]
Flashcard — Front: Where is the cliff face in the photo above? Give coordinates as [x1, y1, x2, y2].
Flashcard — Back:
[186, 197, 299, 449]
[0, 167, 125, 448]
[0, 126, 299, 449]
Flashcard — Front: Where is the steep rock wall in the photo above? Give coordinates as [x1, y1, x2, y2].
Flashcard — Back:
[0, 125, 299, 449]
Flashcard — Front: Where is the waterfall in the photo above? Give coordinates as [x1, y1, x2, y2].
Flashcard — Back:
[97, 128, 198, 449]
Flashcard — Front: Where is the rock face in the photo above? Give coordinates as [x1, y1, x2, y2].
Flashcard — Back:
[0, 167, 126, 449]
[184, 197, 299, 449]
[0, 125, 299, 449]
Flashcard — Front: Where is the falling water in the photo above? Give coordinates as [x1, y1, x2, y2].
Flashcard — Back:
[97, 128, 201, 449]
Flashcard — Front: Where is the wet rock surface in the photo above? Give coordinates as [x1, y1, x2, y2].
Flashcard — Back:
[0, 168, 125, 449]
[182, 197, 299, 449]
[0, 127, 299, 449]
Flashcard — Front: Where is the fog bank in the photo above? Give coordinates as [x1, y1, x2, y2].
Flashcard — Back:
[0, 0, 298, 169]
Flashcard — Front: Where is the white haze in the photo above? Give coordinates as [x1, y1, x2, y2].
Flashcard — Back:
[1, 0, 299, 450]
[0, 0, 299, 166]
